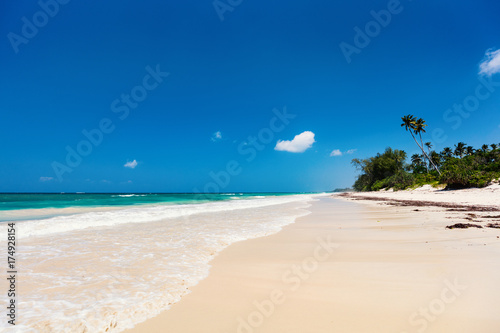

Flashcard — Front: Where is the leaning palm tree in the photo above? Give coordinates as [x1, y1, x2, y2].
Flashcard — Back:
[401, 115, 425, 159]
[404, 116, 441, 174]
[414, 118, 427, 149]
[454, 142, 467, 158]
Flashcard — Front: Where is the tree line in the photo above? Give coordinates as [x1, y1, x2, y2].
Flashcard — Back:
[352, 115, 500, 191]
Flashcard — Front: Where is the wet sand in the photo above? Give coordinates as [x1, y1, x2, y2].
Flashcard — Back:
[125, 196, 500, 332]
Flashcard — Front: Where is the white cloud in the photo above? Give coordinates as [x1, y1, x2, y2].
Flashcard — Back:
[479, 48, 500, 76]
[39, 176, 53, 182]
[275, 131, 315, 153]
[330, 149, 342, 157]
[124, 160, 138, 169]
[101, 180, 111, 184]
[211, 131, 222, 142]
[330, 148, 357, 157]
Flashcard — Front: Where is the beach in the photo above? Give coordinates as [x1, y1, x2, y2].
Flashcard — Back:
[126, 188, 500, 333]
[5, 0, 500, 332]
[2, 189, 500, 332]
[0, 194, 317, 332]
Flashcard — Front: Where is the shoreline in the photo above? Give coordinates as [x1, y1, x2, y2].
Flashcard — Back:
[124, 194, 500, 332]
[4, 194, 317, 332]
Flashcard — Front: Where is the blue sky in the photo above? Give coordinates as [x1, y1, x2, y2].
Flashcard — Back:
[1, 0, 500, 193]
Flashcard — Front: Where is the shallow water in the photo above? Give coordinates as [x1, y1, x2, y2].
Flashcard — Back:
[0, 194, 320, 332]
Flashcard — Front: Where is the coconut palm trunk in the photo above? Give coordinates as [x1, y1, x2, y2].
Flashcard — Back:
[415, 119, 441, 175]
[418, 133, 440, 175]
[419, 135, 432, 171]
[401, 115, 441, 176]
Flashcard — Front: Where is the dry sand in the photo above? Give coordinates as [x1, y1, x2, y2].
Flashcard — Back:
[342, 183, 500, 207]
[125, 191, 500, 333]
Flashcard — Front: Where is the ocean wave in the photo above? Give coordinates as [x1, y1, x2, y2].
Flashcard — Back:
[14, 195, 319, 239]
[4, 195, 322, 332]
[112, 194, 147, 198]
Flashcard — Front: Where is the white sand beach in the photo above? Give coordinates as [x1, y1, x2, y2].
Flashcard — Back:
[339, 182, 500, 207]
[126, 189, 500, 333]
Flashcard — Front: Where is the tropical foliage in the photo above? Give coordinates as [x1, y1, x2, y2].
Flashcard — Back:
[352, 148, 409, 191]
[401, 115, 441, 175]
[351, 116, 500, 191]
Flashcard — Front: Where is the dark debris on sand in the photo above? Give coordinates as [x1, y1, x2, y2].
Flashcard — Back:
[446, 223, 483, 229]
[338, 193, 500, 212]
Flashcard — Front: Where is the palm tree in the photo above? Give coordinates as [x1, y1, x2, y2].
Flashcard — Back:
[454, 142, 467, 158]
[401, 114, 416, 131]
[430, 151, 442, 168]
[481, 144, 489, 153]
[491, 144, 498, 151]
[401, 115, 427, 162]
[441, 147, 453, 159]
[414, 118, 427, 150]
[424, 142, 434, 171]
[411, 153, 423, 166]
[406, 116, 441, 174]
[410, 153, 424, 173]
[466, 146, 475, 156]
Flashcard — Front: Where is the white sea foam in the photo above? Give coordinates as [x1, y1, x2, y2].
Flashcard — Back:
[112, 194, 147, 197]
[14, 195, 315, 239]
[0, 194, 325, 332]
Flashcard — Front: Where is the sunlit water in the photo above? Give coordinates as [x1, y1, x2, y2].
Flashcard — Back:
[0, 193, 322, 332]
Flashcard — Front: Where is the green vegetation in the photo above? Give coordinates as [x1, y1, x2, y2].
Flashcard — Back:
[352, 148, 410, 191]
[332, 188, 354, 193]
[351, 116, 500, 191]
[401, 115, 441, 175]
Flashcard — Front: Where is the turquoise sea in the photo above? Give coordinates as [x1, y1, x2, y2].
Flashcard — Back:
[0, 192, 306, 222]
[0, 192, 325, 332]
